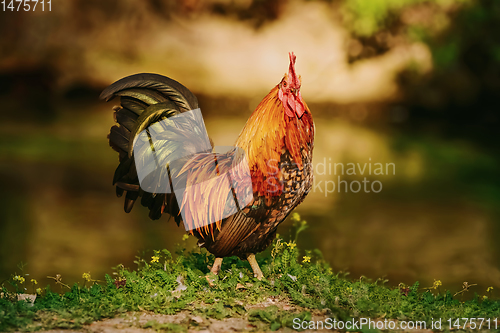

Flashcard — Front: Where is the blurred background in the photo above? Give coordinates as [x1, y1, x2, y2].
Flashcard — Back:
[0, 0, 499, 295]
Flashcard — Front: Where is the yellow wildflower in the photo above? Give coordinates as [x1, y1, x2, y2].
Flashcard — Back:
[36, 288, 42, 295]
[433, 279, 442, 289]
[151, 256, 160, 263]
[291, 213, 301, 222]
[82, 272, 91, 282]
[302, 256, 311, 263]
[31, 279, 38, 285]
[182, 234, 189, 241]
[346, 287, 353, 293]
[286, 241, 296, 250]
[487, 286, 494, 293]
[13, 275, 25, 284]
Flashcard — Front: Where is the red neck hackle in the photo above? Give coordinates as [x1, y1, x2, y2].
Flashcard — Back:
[278, 52, 305, 119]
[235, 53, 314, 199]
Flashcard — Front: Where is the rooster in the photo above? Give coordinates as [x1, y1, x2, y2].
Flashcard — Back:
[101, 53, 314, 279]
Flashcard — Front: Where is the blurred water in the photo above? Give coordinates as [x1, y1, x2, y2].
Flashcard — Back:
[0, 99, 499, 297]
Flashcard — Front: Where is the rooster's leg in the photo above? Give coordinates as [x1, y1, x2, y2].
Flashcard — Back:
[247, 253, 263, 280]
[211, 257, 223, 275]
[205, 257, 223, 287]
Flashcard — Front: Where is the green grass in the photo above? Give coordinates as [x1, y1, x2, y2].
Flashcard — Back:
[1, 214, 499, 332]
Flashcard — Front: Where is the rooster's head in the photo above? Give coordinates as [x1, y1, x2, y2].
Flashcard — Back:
[278, 52, 305, 119]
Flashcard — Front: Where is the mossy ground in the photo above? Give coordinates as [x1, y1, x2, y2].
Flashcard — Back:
[1, 215, 499, 332]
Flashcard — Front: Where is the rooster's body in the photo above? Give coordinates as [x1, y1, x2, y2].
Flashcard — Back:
[101, 53, 314, 279]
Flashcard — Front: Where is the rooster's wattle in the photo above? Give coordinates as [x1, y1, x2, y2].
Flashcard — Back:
[101, 53, 314, 279]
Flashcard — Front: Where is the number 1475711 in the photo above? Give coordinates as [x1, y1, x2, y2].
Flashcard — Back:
[2, 0, 51, 11]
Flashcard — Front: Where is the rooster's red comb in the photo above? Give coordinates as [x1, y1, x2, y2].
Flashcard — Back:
[288, 52, 300, 89]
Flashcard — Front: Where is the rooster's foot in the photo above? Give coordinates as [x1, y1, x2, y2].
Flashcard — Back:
[211, 257, 223, 275]
[247, 253, 263, 280]
[205, 257, 223, 287]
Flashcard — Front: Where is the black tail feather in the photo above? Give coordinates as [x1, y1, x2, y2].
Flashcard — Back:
[103, 73, 200, 223]
[100, 73, 198, 112]
[121, 97, 149, 116]
[109, 125, 131, 153]
[114, 107, 138, 132]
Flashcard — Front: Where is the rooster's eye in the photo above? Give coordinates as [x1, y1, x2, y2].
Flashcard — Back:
[283, 81, 287, 87]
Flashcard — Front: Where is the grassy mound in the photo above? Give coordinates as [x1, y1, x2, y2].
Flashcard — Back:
[1, 214, 499, 332]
